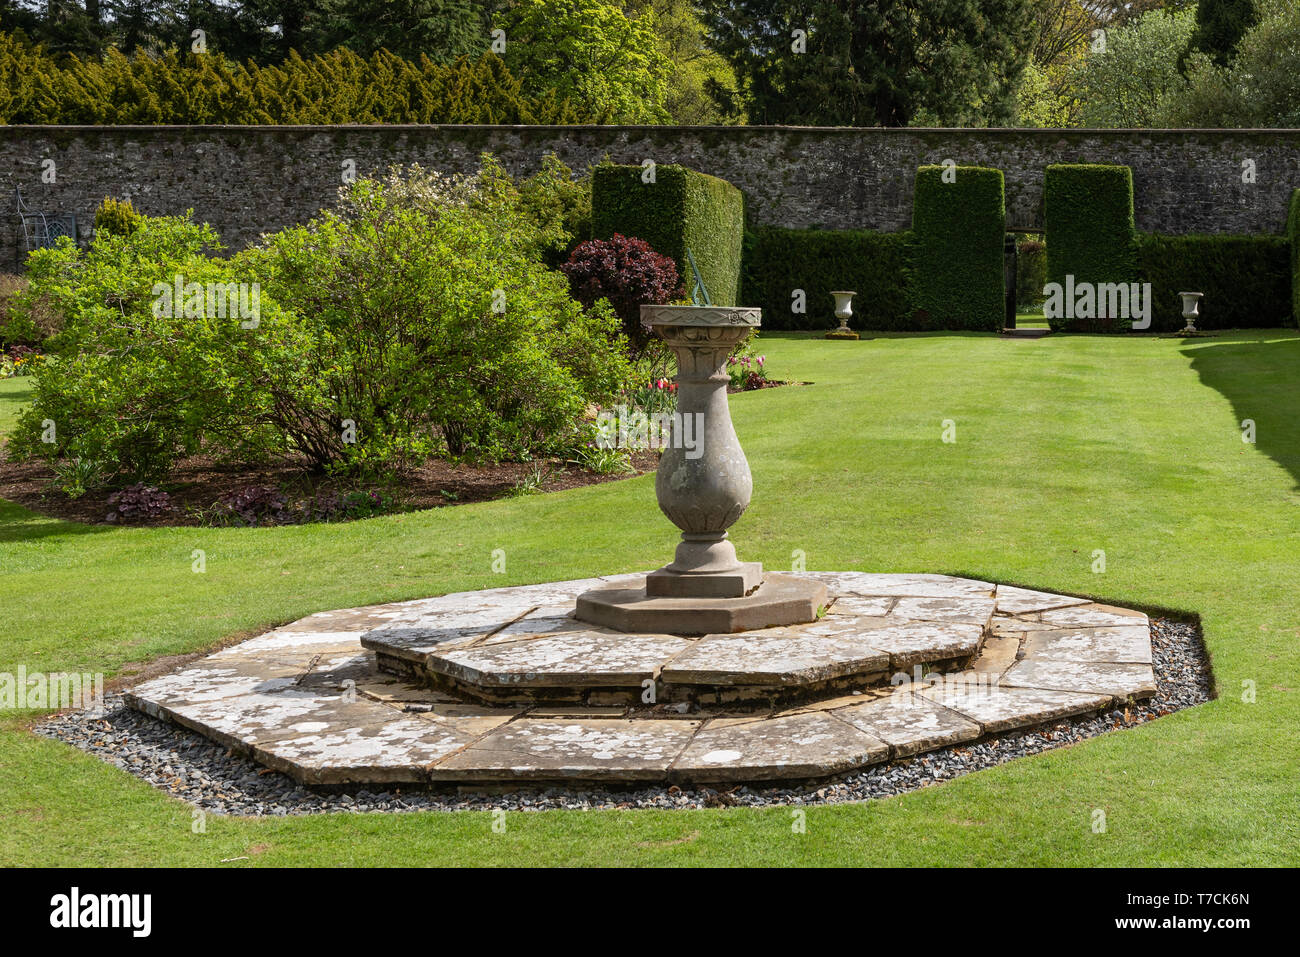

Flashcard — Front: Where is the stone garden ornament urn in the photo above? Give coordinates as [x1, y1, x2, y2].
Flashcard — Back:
[1179, 291, 1204, 335]
[575, 302, 826, 635]
[825, 290, 859, 340]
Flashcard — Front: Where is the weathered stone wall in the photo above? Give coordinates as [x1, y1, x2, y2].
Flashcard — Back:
[2, 125, 1297, 268]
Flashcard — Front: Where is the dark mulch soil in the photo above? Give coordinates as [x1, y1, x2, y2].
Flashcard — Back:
[0, 449, 662, 528]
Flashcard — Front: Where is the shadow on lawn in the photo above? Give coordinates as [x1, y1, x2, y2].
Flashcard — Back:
[0, 499, 110, 543]
[1183, 332, 1300, 490]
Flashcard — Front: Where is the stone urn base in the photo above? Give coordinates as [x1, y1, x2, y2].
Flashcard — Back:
[576, 573, 827, 636]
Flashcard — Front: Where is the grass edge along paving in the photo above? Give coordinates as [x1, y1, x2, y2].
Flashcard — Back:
[1, 331, 1298, 866]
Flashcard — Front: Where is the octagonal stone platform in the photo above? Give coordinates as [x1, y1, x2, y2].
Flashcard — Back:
[123, 573, 1157, 787]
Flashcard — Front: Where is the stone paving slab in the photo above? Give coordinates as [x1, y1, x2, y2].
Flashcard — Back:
[850, 620, 985, 668]
[833, 694, 982, 758]
[994, 584, 1091, 615]
[660, 628, 889, 686]
[969, 634, 1021, 675]
[1022, 626, 1152, 664]
[125, 658, 303, 711]
[123, 573, 1155, 787]
[807, 573, 995, 599]
[827, 595, 896, 617]
[917, 684, 1113, 733]
[360, 608, 524, 664]
[431, 719, 701, 782]
[890, 596, 996, 626]
[672, 712, 889, 782]
[1037, 603, 1149, 629]
[990, 615, 1068, 635]
[428, 631, 692, 687]
[1001, 660, 1157, 700]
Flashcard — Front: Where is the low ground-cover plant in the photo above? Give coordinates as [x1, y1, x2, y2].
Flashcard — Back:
[105, 483, 172, 523]
[202, 484, 397, 527]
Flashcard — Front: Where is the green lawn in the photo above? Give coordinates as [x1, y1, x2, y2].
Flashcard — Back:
[2, 331, 1298, 866]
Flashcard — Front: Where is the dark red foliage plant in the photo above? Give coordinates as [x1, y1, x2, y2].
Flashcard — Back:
[561, 233, 681, 354]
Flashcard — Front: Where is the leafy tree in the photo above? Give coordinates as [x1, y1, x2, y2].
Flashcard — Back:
[499, 0, 671, 123]
[698, 0, 1038, 127]
[625, 0, 744, 124]
[1160, 3, 1300, 126]
[1072, 6, 1195, 126]
[1182, 0, 1259, 67]
[324, 0, 488, 63]
[1014, 0, 1100, 126]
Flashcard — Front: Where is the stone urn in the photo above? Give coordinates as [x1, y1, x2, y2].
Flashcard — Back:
[826, 290, 859, 340]
[641, 304, 762, 597]
[1179, 291, 1203, 335]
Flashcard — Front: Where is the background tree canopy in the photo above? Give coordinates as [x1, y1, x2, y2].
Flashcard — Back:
[697, 0, 1038, 126]
[2, 0, 1298, 129]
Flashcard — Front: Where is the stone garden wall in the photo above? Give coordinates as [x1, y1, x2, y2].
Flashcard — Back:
[3, 125, 1298, 268]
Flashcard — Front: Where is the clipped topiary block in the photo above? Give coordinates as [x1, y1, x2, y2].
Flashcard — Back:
[592, 164, 744, 306]
[1043, 164, 1139, 332]
[1137, 233, 1290, 331]
[1287, 188, 1300, 324]
[823, 331, 860, 340]
[908, 165, 1006, 332]
[741, 227, 912, 331]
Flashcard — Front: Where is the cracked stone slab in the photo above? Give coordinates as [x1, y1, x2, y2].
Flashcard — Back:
[431, 719, 700, 782]
[833, 694, 982, 758]
[1022, 626, 1152, 664]
[802, 572, 995, 599]
[991, 615, 1068, 635]
[131, 684, 482, 784]
[660, 628, 889, 686]
[125, 658, 303, 712]
[994, 584, 1091, 615]
[1036, 603, 1149, 629]
[853, 620, 985, 668]
[827, 595, 895, 617]
[428, 631, 692, 687]
[890, 596, 996, 626]
[917, 683, 1113, 733]
[359, 608, 524, 664]
[673, 711, 888, 782]
[463, 612, 598, 647]
[969, 633, 1021, 675]
[1001, 659, 1157, 700]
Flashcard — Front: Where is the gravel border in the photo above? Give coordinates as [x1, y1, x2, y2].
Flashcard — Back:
[35, 618, 1211, 814]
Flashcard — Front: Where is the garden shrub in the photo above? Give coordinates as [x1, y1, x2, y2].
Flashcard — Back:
[250, 166, 630, 471]
[0, 272, 62, 347]
[909, 165, 1006, 331]
[1137, 233, 1291, 330]
[10, 165, 631, 491]
[516, 154, 594, 269]
[1016, 236, 1048, 307]
[8, 218, 290, 485]
[562, 233, 681, 354]
[93, 196, 141, 237]
[1288, 188, 1300, 323]
[1043, 164, 1139, 332]
[591, 163, 744, 306]
[740, 227, 912, 330]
